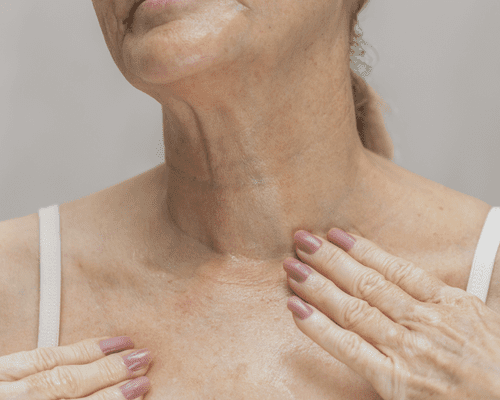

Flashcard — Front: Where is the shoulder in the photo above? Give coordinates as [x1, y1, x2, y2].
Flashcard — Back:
[460, 202, 500, 314]
[0, 213, 41, 356]
[484, 249, 500, 314]
[462, 203, 500, 314]
[0, 212, 40, 262]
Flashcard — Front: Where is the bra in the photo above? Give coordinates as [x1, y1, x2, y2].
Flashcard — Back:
[37, 205, 500, 348]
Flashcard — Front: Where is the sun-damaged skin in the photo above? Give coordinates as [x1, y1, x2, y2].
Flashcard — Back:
[286, 228, 500, 400]
[3, 0, 497, 398]
[0, 336, 152, 400]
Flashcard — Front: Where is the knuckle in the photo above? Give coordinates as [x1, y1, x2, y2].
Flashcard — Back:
[385, 325, 405, 345]
[52, 365, 83, 398]
[30, 347, 60, 372]
[316, 320, 336, 343]
[315, 320, 364, 363]
[315, 276, 336, 300]
[75, 339, 95, 361]
[26, 365, 81, 398]
[97, 356, 120, 384]
[340, 298, 372, 331]
[323, 247, 346, 270]
[337, 331, 363, 360]
[420, 306, 443, 326]
[402, 303, 443, 328]
[442, 287, 482, 308]
[355, 243, 381, 266]
[402, 331, 433, 361]
[353, 272, 387, 300]
[385, 258, 415, 287]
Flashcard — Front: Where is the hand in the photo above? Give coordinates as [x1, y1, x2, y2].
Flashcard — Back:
[284, 228, 500, 400]
[0, 336, 152, 399]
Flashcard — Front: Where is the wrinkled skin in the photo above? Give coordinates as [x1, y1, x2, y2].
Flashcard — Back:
[286, 229, 500, 400]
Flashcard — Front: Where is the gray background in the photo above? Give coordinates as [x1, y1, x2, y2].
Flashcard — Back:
[1, 0, 499, 223]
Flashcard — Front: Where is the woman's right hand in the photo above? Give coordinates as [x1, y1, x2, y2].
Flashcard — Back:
[0, 336, 152, 400]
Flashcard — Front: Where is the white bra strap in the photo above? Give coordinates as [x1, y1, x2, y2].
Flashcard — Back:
[466, 207, 500, 303]
[37, 205, 61, 348]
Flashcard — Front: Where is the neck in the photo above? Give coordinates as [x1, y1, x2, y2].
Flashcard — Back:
[157, 77, 392, 266]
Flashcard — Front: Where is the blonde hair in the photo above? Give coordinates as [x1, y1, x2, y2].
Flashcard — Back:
[348, 0, 394, 160]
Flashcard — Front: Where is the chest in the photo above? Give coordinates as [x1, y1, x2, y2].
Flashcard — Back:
[55, 238, 500, 400]
[55, 257, 383, 400]
[129, 327, 382, 400]
[36, 222, 500, 400]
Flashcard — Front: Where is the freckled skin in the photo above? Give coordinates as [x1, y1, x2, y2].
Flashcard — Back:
[90, 0, 389, 274]
[66, 1, 498, 399]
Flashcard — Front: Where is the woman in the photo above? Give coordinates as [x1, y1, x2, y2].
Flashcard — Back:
[1, 0, 500, 399]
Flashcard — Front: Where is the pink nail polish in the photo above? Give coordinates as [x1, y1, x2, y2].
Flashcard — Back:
[287, 296, 314, 320]
[120, 376, 151, 400]
[327, 228, 356, 252]
[99, 336, 134, 355]
[294, 231, 322, 255]
[283, 258, 312, 283]
[122, 348, 152, 375]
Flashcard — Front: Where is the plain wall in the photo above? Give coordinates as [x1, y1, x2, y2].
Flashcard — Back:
[1, 0, 499, 223]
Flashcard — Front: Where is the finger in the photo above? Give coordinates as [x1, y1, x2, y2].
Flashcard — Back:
[327, 228, 451, 303]
[284, 256, 410, 353]
[0, 336, 134, 381]
[21, 348, 152, 400]
[294, 231, 418, 322]
[287, 296, 396, 400]
[77, 376, 151, 400]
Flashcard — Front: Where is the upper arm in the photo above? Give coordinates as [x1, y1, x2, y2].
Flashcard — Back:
[0, 214, 41, 356]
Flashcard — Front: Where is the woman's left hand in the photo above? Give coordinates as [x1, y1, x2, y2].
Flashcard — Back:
[284, 228, 500, 400]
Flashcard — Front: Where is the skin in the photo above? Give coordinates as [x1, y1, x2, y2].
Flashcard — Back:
[0, 1, 496, 398]
[288, 230, 500, 399]
[89, 0, 403, 294]
[80, 1, 498, 396]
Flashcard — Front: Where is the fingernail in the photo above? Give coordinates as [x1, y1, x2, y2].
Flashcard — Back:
[294, 231, 322, 255]
[99, 336, 134, 355]
[287, 296, 314, 320]
[123, 348, 152, 374]
[120, 376, 151, 400]
[283, 258, 312, 283]
[327, 228, 357, 252]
